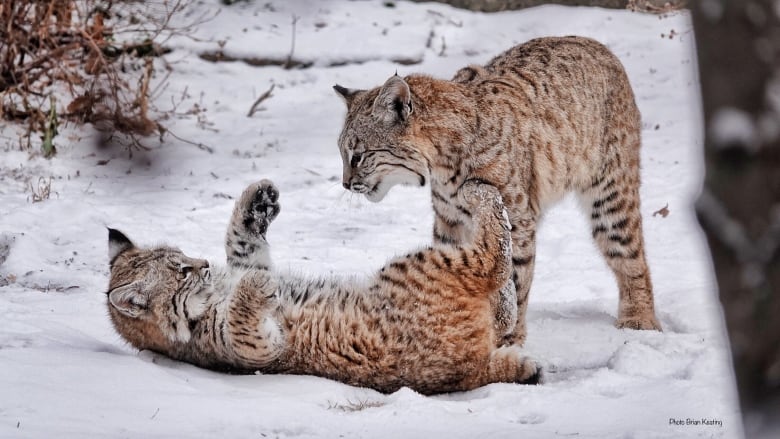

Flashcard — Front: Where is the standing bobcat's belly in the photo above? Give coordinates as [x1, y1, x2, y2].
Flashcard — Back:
[334, 36, 661, 345]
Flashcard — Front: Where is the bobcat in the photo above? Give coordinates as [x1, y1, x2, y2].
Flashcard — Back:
[106, 179, 540, 394]
[334, 36, 662, 344]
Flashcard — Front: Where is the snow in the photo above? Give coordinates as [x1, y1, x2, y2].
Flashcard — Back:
[0, 1, 743, 437]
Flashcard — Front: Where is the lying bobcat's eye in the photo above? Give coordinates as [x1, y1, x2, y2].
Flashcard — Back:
[178, 264, 194, 280]
[350, 153, 363, 168]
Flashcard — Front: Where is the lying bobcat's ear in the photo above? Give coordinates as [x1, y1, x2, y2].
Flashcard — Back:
[108, 282, 148, 319]
[108, 228, 135, 265]
[333, 85, 364, 108]
[372, 75, 413, 124]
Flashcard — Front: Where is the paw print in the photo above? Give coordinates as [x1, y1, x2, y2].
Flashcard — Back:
[242, 179, 280, 236]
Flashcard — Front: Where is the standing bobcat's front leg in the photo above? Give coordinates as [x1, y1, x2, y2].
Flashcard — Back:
[225, 180, 280, 270]
[508, 216, 537, 346]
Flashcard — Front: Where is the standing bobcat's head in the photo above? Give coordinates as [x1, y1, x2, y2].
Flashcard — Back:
[334, 75, 429, 202]
[106, 229, 211, 353]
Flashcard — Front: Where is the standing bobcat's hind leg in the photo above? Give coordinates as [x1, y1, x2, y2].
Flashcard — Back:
[225, 180, 281, 270]
[582, 164, 661, 331]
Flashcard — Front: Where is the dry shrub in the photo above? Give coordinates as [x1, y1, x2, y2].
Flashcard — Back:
[0, 0, 209, 156]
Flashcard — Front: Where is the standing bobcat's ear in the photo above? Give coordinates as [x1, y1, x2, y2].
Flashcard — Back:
[372, 75, 413, 124]
[108, 228, 135, 265]
[333, 85, 364, 108]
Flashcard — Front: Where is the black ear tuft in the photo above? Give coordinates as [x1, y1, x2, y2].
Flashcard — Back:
[333, 85, 364, 107]
[108, 228, 135, 265]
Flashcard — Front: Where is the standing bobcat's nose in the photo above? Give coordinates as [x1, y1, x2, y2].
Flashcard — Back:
[342, 181, 350, 190]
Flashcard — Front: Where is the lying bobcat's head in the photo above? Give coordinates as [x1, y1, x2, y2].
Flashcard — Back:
[334, 75, 429, 202]
[106, 229, 211, 353]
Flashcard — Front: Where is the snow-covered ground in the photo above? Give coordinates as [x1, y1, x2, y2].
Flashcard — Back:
[0, 1, 743, 438]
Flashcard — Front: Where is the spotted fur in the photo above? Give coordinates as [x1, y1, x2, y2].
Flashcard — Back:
[106, 179, 540, 394]
[334, 36, 662, 344]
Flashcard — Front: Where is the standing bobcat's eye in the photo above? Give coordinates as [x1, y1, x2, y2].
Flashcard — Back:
[350, 152, 363, 168]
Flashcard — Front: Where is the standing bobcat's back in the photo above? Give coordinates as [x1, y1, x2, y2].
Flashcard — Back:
[334, 36, 661, 344]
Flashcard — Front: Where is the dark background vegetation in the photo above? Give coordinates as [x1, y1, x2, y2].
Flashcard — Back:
[691, 0, 780, 436]
[409, 0, 686, 12]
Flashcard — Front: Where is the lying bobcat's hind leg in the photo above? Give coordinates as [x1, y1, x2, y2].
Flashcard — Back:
[486, 346, 542, 385]
[461, 345, 541, 389]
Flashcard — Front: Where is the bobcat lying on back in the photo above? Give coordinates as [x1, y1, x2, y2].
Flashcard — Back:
[334, 36, 662, 344]
[106, 180, 540, 394]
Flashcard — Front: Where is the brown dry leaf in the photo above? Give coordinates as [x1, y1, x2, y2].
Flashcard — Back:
[67, 93, 96, 118]
[90, 12, 105, 43]
[653, 203, 670, 218]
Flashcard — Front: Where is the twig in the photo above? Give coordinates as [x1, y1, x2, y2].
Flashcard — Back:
[165, 128, 214, 154]
[137, 58, 154, 121]
[247, 84, 275, 117]
[284, 15, 299, 69]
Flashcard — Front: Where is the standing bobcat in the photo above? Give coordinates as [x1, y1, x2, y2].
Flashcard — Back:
[334, 36, 661, 344]
[106, 179, 540, 394]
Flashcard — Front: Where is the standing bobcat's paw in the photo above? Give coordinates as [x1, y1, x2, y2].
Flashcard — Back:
[241, 180, 280, 237]
[616, 315, 662, 331]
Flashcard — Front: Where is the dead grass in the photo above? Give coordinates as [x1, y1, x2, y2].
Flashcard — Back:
[326, 398, 385, 412]
[0, 1, 212, 156]
[28, 176, 55, 203]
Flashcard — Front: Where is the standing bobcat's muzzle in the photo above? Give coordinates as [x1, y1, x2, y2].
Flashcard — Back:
[341, 167, 369, 193]
[343, 180, 370, 194]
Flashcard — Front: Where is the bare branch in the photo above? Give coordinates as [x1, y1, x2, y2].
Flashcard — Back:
[284, 15, 299, 70]
[247, 84, 275, 118]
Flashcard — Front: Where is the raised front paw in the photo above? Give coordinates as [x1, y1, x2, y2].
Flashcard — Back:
[459, 179, 509, 230]
[459, 179, 502, 209]
[240, 179, 280, 237]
